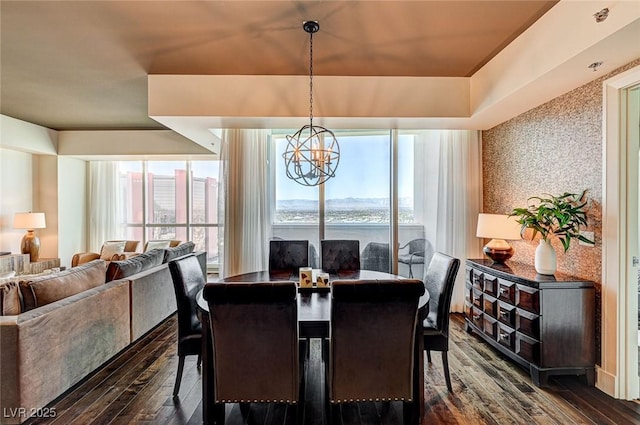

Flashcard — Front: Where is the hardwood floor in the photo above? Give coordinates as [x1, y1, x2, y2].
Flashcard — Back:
[24, 314, 640, 425]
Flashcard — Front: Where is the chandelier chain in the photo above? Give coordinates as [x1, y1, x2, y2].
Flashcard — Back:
[309, 31, 314, 129]
[283, 20, 340, 187]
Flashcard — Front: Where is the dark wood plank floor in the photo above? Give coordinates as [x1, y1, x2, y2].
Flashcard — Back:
[24, 314, 640, 425]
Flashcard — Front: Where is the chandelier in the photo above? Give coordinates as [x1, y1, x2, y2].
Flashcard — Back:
[283, 21, 340, 187]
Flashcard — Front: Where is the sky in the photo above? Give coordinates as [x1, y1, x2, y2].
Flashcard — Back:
[276, 134, 414, 200]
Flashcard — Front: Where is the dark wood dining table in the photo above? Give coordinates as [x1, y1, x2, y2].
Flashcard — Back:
[196, 269, 429, 425]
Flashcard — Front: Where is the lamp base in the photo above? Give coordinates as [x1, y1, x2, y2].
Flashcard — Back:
[483, 239, 514, 263]
[21, 230, 41, 262]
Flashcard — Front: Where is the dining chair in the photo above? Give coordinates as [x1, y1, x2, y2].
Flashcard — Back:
[326, 279, 425, 425]
[268, 239, 309, 273]
[202, 281, 305, 425]
[320, 239, 360, 273]
[422, 252, 460, 392]
[167, 254, 206, 399]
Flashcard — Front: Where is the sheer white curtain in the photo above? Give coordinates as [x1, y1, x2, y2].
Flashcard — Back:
[415, 130, 483, 312]
[88, 161, 125, 252]
[218, 129, 271, 277]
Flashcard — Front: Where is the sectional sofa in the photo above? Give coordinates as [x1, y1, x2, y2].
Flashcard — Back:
[0, 243, 205, 425]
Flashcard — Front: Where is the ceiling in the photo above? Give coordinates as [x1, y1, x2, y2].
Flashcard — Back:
[1, 0, 561, 132]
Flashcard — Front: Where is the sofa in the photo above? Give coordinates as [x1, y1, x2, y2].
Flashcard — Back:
[0, 242, 205, 424]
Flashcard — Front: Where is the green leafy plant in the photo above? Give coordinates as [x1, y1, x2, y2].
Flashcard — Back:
[510, 190, 595, 252]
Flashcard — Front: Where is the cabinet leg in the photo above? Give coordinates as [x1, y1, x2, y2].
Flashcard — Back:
[465, 321, 473, 334]
[584, 368, 595, 386]
[529, 366, 549, 387]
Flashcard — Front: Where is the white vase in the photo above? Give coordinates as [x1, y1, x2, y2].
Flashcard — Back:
[534, 239, 557, 275]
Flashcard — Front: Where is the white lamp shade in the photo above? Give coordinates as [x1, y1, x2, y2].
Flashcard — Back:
[13, 212, 46, 230]
[476, 213, 521, 240]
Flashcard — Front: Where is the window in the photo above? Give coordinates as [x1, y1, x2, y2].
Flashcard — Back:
[117, 160, 220, 268]
[271, 129, 424, 275]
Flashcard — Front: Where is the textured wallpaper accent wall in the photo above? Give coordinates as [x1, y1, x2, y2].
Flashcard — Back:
[482, 58, 640, 283]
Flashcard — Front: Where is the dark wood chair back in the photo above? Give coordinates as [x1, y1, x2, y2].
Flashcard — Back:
[328, 279, 424, 406]
[321, 239, 360, 273]
[167, 254, 206, 397]
[203, 281, 301, 405]
[422, 251, 460, 392]
[424, 252, 460, 336]
[268, 239, 309, 273]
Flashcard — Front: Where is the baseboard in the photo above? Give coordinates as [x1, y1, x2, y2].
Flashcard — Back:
[596, 365, 617, 398]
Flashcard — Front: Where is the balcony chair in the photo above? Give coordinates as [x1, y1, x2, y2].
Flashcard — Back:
[398, 238, 434, 278]
[268, 239, 309, 274]
[167, 254, 206, 398]
[422, 252, 461, 392]
[320, 239, 360, 273]
[71, 240, 140, 267]
[203, 281, 305, 425]
[326, 279, 425, 425]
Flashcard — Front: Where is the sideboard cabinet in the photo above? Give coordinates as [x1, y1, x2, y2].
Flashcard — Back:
[464, 259, 595, 386]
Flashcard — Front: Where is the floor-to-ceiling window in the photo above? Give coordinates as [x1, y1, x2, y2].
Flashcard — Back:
[271, 129, 425, 276]
[117, 160, 220, 268]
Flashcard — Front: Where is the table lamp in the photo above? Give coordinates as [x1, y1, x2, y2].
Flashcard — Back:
[14, 212, 46, 262]
[476, 213, 521, 263]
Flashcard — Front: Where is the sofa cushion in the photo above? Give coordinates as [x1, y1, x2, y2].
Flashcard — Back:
[162, 241, 195, 263]
[105, 249, 164, 282]
[19, 260, 107, 311]
[0, 282, 22, 315]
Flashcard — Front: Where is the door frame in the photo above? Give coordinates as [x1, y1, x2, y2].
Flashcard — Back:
[601, 64, 640, 399]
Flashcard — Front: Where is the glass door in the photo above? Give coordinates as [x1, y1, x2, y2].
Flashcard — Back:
[324, 131, 392, 273]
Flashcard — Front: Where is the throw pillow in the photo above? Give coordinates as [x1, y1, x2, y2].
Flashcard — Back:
[144, 240, 171, 252]
[100, 241, 126, 261]
[0, 282, 22, 315]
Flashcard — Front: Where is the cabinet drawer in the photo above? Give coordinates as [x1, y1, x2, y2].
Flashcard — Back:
[465, 282, 472, 304]
[497, 280, 515, 304]
[516, 309, 540, 339]
[516, 285, 540, 314]
[497, 301, 516, 327]
[465, 266, 473, 284]
[483, 315, 498, 339]
[472, 288, 483, 309]
[497, 323, 515, 350]
[472, 269, 484, 290]
[483, 295, 498, 318]
[465, 302, 473, 319]
[482, 314, 498, 340]
[516, 332, 540, 364]
[471, 306, 483, 328]
[483, 273, 499, 296]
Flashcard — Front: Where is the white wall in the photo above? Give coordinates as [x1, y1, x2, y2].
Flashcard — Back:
[0, 151, 88, 267]
[0, 149, 37, 253]
[36, 155, 59, 259]
[57, 157, 87, 267]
